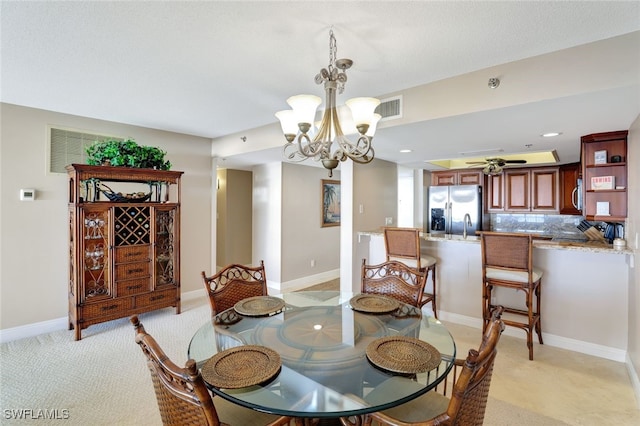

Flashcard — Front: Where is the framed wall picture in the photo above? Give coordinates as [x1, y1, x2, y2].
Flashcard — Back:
[321, 179, 340, 227]
[594, 150, 607, 165]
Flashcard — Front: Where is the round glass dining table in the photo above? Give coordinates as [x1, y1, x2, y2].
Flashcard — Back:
[188, 291, 456, 420]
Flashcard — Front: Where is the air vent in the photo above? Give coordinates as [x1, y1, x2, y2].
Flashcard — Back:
[48, 127, 122, 174]
[375, 95, 402, 121]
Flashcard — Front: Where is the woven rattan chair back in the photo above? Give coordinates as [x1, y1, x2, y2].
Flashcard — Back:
[480, 232, 542, 360]
[361, 259, 427, 307]
[342, 307, 504, 426]
[481, 232, 531, 272]
[131, 316, 222, 426]
[383, 227, 424, 270]
[201, 261, 268, 317]
[445, 307, 504, 426]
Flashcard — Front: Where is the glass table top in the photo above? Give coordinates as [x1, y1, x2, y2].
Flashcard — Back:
[188, 291, 456, 418]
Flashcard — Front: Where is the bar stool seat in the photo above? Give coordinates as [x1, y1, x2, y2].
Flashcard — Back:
[480, 231, 543, 360]
[383, 227, 439, 318]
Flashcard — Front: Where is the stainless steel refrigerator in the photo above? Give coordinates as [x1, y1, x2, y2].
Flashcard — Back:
[427, 185, 483, 235]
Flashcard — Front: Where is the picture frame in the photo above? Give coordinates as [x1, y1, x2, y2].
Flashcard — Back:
[321, 179, 340, 227]
[594, 150, 607, 165]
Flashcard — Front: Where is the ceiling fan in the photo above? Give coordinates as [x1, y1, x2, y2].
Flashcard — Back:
[466, 158, 527, 175]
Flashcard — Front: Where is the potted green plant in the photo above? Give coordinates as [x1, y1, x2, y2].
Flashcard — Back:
[85, 139, 171, 170]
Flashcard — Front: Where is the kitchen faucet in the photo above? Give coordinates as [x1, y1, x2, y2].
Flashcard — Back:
[463, 213, 472, 239]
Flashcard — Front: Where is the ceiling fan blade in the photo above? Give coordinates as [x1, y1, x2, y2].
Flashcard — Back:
[465, 161, 486, 164]
[504, 159, 527, 164]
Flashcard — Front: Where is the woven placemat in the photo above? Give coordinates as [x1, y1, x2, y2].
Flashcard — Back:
[233, 296, 285, 317]
[366, 336, 441, 374]
[349, 294, 400, 314]
[201, 345, 281, 389]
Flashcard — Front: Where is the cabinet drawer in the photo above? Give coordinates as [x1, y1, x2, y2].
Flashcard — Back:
[82, 298, 132, 320]
[115, 262, 150, 280]
[115, 245, 150, 264]
[116, 278, 150, 296]
[135, 288, 177, 308]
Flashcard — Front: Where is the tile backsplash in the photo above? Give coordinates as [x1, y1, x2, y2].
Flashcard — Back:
[489, 213, 587, 240]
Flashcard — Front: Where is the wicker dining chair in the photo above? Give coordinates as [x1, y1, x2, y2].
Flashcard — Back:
[201, 261, 268, 317]
[340, 307, 505, 426]
[383, 227, 439, 317]
[480, 231, 543, 360]
[361, 258, 428, 308]
[130, 316, 302, 426]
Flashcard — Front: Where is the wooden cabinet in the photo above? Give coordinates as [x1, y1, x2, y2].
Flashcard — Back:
[559, 163, 582, 215]
[486, 174, 504, 211]
[581, 131, 627, 221]
[487, 167, 559, 213]
[504, 169, 530, 211]
[431, 170, 482, 186]
[67, 164, 183, 340]
[531, 168, 559, 212]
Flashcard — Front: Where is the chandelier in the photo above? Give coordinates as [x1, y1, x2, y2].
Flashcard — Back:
[276, 29, 381, 177]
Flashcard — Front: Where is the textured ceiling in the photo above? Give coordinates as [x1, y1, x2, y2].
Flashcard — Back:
[2, 1, 639, 170]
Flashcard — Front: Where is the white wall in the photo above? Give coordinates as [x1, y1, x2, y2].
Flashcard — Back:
[351, 158, 398, 288]
[626, 114, 639, 402]
[0, 103, 213, 331]
[252, 162, 283, 285]
[281, 162, 341, 284]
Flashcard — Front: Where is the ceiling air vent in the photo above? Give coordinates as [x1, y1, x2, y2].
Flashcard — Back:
[375, 95, 402, 121]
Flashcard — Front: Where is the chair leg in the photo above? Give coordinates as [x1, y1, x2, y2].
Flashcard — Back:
[482, 283, 491, 333]
[535, 281, 543, 345]
[526, 288, 535, 361]
[430, 264, 438, 319]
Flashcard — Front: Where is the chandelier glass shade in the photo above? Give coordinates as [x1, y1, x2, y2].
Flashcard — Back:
[276, 30, 381, 177]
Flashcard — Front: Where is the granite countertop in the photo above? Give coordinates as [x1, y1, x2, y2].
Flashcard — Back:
[358, 230, 633, 255]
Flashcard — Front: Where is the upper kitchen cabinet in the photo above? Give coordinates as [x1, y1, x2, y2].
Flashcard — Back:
[581, 130, 628, 222]
[489, 167, 559, 213]
[431, 169, 482, 186]
[559, 163, 582, 215]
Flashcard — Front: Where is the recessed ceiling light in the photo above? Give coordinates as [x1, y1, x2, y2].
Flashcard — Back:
[541, 132, 562, 138]
[400, 149, 412, 153]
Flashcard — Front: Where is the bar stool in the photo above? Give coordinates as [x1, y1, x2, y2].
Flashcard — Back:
[480, 231, 543, 360]
[383, 227, 438, 318]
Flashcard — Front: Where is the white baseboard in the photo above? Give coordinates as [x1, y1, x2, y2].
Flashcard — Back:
[627, 353, 640, 409]
[438, 310, 627, 362]
[0, 289, 203, 344]
[268, 268, 340, 293]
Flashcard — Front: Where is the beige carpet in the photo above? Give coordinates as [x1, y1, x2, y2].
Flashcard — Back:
[1, 294, 638, 425]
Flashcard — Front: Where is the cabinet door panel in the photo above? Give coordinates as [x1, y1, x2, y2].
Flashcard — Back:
[486, 174, 504, 211]
[458, 171, 482, 185]
[432, 172, 457, 186]
[532, 168, 559, 212]
[505, 170, 530, 211]
[559, 163, 581, 215]
[79, 206, 111, 302]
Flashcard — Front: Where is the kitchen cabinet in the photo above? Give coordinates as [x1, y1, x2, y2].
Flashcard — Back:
[530, 168, 559, 212]
[559, 163, 582, 215]
[581, 131, 627, 221]
[486, 174, 504, 212]
[67, 164, 183, 340]
[431, 169, 482, 186]
[504, 169, 531, 211]
[488, 167, 559, 213]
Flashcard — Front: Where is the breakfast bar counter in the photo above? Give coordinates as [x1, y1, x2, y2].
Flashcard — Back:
[357, 230, 633, 362]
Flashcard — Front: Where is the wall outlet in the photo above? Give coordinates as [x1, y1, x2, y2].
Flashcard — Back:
[385, 217, 393, 225]
[310, 259, 315, 267]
